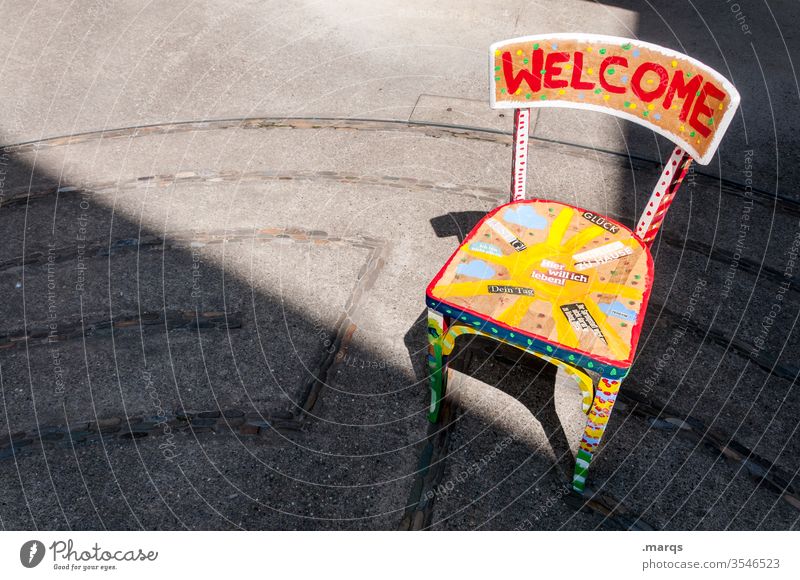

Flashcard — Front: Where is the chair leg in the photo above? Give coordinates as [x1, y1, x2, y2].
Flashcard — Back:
[426, 309, 449, 423]
[572, 375, 622, 494]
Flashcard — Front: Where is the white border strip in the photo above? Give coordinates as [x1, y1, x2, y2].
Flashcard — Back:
[489, 33, 741, 165]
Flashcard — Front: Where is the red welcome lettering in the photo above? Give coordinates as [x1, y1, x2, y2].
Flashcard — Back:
[631, 62, 669, 102]
[689, 80, 725, 137]
[599, 56, 627, 94]
[502, 49, 544, 94]
[663, 71, 703, 121]
[570, 52, 595, 90]
[544, 51, 570, 89]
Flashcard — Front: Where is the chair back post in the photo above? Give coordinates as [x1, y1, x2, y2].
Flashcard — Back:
[510, 108, 531, 202]
[636, 146, 693, 245]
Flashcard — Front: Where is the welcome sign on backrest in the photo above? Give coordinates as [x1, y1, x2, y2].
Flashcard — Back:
[490, 33, 740, 164]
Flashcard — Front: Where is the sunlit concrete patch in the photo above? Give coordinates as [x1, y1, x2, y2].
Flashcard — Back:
[409, 94, 533, 133]
[533, 107, 669, 168]
[0, 0, 642, 144]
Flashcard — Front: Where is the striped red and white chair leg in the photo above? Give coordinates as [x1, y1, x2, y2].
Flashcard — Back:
[636, 146, 693, 245]
[510, 108, 531, 202]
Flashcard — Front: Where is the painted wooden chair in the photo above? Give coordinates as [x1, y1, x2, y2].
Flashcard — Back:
[425, 34, 740, 494]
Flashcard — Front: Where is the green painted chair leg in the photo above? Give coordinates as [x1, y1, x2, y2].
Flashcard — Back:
[426, 309, 449, 423]
[572, 375, 623, 493]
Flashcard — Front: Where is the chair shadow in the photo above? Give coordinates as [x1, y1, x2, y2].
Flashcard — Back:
[405, 211, 578, 478]
[429, 211, 486, 243]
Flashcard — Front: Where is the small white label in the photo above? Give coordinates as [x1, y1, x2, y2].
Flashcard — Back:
[573, 242, 633, 271]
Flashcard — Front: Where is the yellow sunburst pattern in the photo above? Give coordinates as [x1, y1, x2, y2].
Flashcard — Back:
[430, 200, 651, 363]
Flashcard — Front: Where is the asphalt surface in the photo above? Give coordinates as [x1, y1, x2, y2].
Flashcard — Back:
[0, 1, 798, 530]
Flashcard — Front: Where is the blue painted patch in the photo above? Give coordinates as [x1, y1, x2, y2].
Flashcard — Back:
[469, 241, 502, 256]
[632, 49, 640, 58]
[654, 113, 662, 120]
[504, 205, 547, 230]
[620, 74, 628, 83]
[599, 300, 638, 322]
[456, 260, 496, 279]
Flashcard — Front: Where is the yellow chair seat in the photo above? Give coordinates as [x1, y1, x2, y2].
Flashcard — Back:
[427, 199, 653, 368]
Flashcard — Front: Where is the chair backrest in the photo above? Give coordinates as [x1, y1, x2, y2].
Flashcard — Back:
[490, 33, 740, 244]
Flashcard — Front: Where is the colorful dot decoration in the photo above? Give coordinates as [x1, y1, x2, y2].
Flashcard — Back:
[428, 298, 622, 378]
[494, 41, 725, 143]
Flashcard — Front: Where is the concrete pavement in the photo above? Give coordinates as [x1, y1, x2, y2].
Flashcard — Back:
[0, 1, 798, 530]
